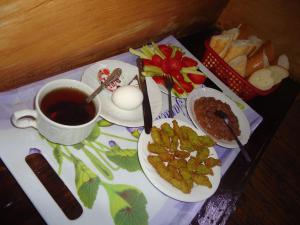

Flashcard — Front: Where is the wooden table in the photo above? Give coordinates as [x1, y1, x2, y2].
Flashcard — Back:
[0, 31, 299, 225]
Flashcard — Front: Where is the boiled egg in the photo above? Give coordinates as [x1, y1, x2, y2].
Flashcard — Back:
[111, 85, 143, 110]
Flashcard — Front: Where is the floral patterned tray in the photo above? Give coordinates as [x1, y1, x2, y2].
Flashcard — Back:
[0, 36, 263, 225]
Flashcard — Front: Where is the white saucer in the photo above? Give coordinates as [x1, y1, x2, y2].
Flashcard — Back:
[81, 59, 162, 127]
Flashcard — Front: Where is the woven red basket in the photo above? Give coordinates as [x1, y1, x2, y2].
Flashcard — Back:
[202, 39, 277, 101]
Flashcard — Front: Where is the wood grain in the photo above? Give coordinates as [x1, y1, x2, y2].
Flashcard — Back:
[226, 94, 300, 225]
[217, 0, 300, 83]
[0, 0, 228, 91]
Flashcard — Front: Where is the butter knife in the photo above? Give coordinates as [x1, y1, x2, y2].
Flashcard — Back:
[86, 68, 122, 103]
[136, 58, 152, 134]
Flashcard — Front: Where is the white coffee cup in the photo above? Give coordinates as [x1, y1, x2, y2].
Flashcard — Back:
[11, 79, 101, 145]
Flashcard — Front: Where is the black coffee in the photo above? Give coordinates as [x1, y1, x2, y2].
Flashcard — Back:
[40, 88, 96, 126]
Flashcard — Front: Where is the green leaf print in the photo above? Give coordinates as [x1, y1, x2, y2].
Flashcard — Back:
[106, 149, 141, 172]
[73, 142, 84, 150]
[86, 126, 101, 142]
[103, 183, 148, 225]
[45, 121, 148, 221]
[235, 100, 246, 110]
[74, 157, 100, 208]
[98, 119, 113, 127]
[53, 145, 63, 175]
[82, 147, 114, 180]
[131, 130, 141, 139]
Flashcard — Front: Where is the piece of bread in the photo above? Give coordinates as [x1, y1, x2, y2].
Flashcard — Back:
[262, 49, 270, 67]
[277, 54, 289, 70]
[224, 40, 256, 62]
[245, 42, 272, 77]
[248, 68, 275, 91]
[228, 55, 247, 77]
[245, 49, 264, 77]
[248, 35, 263, 56]
[262, 40, 275, 63]
[209, 34, 233, 58]
[222, 27, 240, 40]
[268, 65, 289, 84]
[237, 24, 252, 39]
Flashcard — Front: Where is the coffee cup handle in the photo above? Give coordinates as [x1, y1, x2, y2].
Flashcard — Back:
[12, 110, 38, 129]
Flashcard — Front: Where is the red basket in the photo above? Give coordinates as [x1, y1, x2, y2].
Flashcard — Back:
[202, 39, 277, 101]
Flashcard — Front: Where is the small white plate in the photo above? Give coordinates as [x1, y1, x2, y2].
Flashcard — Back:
[138, 118, 221, 202]
[186, 87, 251, 149]
[82, 60, 162, 127]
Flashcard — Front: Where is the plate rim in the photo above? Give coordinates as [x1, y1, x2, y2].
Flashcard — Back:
[82, 59, 138, 87]
[186, 86, 251, 148]
[137, 118, 221, 202]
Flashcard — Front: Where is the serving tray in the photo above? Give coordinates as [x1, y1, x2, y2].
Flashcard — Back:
[0, 36, 262, 225]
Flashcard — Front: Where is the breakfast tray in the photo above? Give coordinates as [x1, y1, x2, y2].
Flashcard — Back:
[0, 36, 262, 225]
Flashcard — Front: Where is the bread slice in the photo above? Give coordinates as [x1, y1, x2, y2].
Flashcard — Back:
[219, 42, 232, 58]
[224, 40, 255, 62]
[268, 65, 289, 84]
[248, 65, 289, 91]
[277, 54, 289, 70]
[262, 40, 275, 63]
[222, 27, 240, 40]
[248, 68, 275, 91]
[236, 24, 252, 39]
[246, 49, 264, 77]
[228, 55, 247, 77]
[262, 49, 270, 67]
[245, 42, 272, 77]
[248, 35, 263, 56]
[209, 34, 233, 57]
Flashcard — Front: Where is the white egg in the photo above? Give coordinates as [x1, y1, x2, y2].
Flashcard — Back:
[111, 85, 143, 110]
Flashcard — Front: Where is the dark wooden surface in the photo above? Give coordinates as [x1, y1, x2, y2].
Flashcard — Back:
[0, 31, 299, 225]
[226, 93, 300, 225]
[0, 160, 47, 225]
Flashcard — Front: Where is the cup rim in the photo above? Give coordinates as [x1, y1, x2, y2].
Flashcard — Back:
[35, 79, 101, 128]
